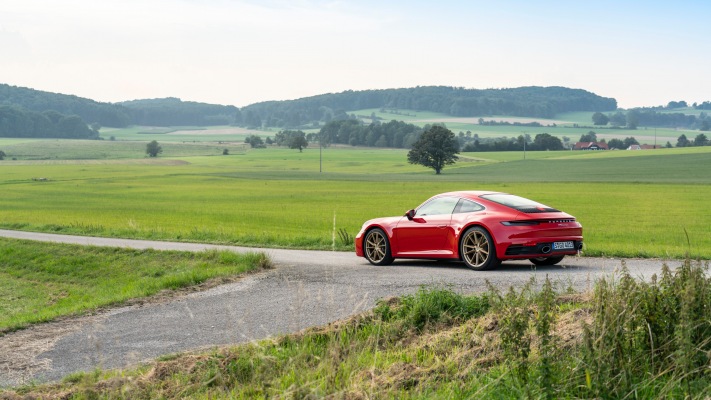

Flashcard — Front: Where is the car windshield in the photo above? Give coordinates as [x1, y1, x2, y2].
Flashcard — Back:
[480, 194, 560, 213]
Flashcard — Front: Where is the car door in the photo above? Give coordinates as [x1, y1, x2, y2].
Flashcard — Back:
[394, 196, 459, 255]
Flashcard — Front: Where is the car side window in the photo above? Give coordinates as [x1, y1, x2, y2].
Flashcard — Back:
[416, 197, 459, 216]
[454, 199, 485, 214]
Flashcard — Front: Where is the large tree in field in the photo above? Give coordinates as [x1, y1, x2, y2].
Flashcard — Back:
[407, 125, 459, 174]
[146, 140, 163, 157]
[289, 131, 308, 152]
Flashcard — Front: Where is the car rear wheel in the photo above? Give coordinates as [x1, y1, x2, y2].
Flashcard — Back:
[363, 228, 393, 266]
[529, 255, 565, 266]
[460, 226, 500, 271]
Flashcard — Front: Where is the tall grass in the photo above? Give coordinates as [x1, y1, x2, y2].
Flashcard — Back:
[7, 263, 709, 398]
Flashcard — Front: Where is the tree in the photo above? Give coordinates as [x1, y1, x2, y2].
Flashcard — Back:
[676, 134, 690, 147]
[626, 110, 639, 129]
[288, 131, 308, 152]
[146, 140, 162, 157]
[609, 112, 627, 127]
[607, 138, 625, 150]
[245, 135, 265, 148]
[592, 112, 609, 126]
[579, 131, 597, 142]
[694, 133, 708, 146]
[623, 137, 639, 148]
[407, 125, 459, 174]
[532, 133, 563, 150]
[0, 150, 5, 160]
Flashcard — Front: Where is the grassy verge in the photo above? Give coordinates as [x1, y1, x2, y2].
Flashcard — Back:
[0, 238, 271, 333]
[5, 261, 709, 399]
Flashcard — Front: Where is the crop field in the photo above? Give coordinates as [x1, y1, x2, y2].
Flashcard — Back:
[0, 138, 248, 160]
[99, 125, 278, 143]
[1, 142, 710, 258]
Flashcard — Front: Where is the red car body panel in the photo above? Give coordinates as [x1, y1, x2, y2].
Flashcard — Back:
[355, 191, 583, 264]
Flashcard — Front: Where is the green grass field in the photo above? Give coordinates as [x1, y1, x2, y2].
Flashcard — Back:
[0, 238, 270, 332]
[99, 125, 280, 143]
[1, 143, 710, 258]
[0, 138, 249, 160]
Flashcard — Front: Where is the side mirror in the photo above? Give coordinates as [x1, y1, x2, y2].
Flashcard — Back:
[405, 209, 416, 221]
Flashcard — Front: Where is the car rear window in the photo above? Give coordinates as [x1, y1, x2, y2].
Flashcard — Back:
[480, 194, 560, 213]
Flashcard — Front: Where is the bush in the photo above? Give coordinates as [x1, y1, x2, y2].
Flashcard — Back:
[374, 286, 490, 331]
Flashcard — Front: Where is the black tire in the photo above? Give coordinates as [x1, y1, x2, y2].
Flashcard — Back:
[460, 226, 500, 271]
[529, 255, 565, 266]
[363, 228, 394, 266]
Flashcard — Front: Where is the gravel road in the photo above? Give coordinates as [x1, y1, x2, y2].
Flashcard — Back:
[0, 229, 681, 387]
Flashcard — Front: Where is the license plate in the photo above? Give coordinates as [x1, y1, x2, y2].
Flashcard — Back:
[553, 241, 575, 250]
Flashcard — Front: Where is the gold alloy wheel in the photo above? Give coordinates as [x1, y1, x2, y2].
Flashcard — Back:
[461, 229, 490, 268]
[365, 230, 387, 263]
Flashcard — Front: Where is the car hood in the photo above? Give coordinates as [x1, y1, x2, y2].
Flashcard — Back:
[364, 216, 403, 227]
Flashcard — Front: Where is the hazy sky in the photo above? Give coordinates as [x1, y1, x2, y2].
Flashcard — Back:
[1, 0, 709, 109]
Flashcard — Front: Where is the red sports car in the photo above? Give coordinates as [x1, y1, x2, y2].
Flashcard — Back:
[355, 191, 583, 270]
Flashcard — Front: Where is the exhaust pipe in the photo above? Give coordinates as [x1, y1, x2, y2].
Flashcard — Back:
[578, 243, 584, 250]
[540, 245, 551, 254]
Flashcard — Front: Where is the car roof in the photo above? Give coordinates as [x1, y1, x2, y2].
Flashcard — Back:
[435, 191, 505, 200]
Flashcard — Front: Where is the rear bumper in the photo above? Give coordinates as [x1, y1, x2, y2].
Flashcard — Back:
[504, 240, 583, 257]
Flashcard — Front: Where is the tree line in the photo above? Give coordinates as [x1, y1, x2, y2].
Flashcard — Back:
[1, 83, 131, 128]
[239, 86, 618, 129]
[5, 82, 711, 142]
[0, 84, 239, 132]
[0, 106, 99, 139]
[592, 109, 710, 130]
[119, 98, 239, 126]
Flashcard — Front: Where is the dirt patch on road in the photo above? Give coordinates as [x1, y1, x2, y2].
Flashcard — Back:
[0, 271, 269, 387]
[0, 319, 85, 386]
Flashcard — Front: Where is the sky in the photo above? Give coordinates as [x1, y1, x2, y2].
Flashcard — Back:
[1, 0, 709, 109]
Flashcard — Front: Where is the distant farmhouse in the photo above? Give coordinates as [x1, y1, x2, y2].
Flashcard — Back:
[627, 144, 662, 150]
[574, 141, 608, 150]
[574, 142, 662, 151]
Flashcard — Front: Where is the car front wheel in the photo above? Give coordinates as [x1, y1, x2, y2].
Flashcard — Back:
[363, 228, 394, 266]
[460, 226, 500, 271]
[529, 255, 565, 266]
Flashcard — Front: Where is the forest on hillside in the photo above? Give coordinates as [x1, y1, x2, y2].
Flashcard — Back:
[3, 83, 710, 141]
[239, 86, 617, 128]
[0, 84, 240, 134]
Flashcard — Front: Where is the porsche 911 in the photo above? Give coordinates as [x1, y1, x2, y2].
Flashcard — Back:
[355, 191, 583, 270]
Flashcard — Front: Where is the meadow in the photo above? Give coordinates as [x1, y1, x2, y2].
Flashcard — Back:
[1, 138, 710, 259]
